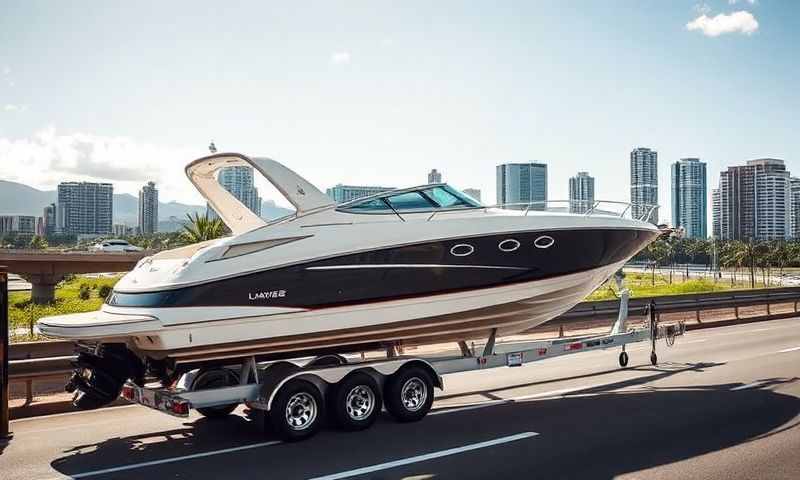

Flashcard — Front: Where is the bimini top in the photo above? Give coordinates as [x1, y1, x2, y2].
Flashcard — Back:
[185, 153, 335, 234]
[338, 184, 482, 214]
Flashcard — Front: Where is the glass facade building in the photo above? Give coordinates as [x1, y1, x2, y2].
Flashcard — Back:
[496, 162, 548, 210]
[671, 158, 707, 238]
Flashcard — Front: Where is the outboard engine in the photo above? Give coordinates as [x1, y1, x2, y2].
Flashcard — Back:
[66, 343, 145, 410]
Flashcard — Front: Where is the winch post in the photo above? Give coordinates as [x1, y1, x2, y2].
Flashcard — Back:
[610, 270, 629, 335]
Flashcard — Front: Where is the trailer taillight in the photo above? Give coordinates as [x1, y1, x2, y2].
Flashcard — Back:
[121, 384, 135, 401]
[171, 400, 190, 416]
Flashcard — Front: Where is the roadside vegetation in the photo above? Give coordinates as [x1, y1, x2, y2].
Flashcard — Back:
[586, 272, 763, 301]
[9, 275, 120, 342]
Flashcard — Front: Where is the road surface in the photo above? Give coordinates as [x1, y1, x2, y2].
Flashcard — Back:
[2, 318, 799, 479]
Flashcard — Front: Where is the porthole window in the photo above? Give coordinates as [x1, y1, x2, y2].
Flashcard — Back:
[534, 235, 555, 249]
[450, 243, 474, 257]
[498, 239, 520, 252]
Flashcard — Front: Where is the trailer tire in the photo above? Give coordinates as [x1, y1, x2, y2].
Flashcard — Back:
[193, 368, 240, 418]
[384, 366, 434, 423]
[269, 379, 324, 441]
[330, 372, 382, 431]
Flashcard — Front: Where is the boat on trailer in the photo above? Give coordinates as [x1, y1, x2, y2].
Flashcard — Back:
[37, 152, 661, 419]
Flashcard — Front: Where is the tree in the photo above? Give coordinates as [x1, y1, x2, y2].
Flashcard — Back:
[181, 213, 226, 244]
[29, 235, 48, 250]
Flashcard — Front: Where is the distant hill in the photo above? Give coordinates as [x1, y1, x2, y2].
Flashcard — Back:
[0, 180, 293, 226]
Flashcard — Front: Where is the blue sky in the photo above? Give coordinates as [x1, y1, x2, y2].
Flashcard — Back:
[1, 0, 797, 224]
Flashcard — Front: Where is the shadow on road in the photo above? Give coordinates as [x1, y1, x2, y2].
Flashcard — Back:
[48, 373, 800, 479]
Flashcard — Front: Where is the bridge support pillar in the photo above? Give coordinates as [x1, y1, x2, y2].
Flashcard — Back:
[20, 274, 64, 305]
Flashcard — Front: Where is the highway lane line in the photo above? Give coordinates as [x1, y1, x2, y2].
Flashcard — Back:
[308, 432, 538, 480]
[69, 441, 282, 478]
[778, 346, 800, 353]
[431, 383, 605, 415]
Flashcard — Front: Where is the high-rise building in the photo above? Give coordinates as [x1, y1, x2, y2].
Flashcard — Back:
[57, 182, 113, 235]
[568, 172, 595, 214]
[43, 203, 56, 237]
[717, 158, 790, 241]
[207, 166, 262, 219]
[138, 181, 159, 234]
[496, 162, 548, 210]
[670, 158, 707, 238]
[712, 188, 721, 239]
[630, 148, 658, 224]
[326, 184, 395, 203]
[427, 169, 442, 184]
[0, 215, 36, 235]
[463, 188, 482, 203]
[791, 178, 800, 239]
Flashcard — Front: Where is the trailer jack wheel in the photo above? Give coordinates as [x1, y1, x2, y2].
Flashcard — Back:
[650, 352, 658, 366]
[618, 351, 629, 368]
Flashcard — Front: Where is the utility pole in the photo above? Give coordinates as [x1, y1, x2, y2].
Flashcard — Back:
[1, 265, 10, 440]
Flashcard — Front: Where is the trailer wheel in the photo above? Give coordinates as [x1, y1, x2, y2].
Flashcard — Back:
[650, 352, 658, 366]
[384, 367, 434, 423]
[193, 368, 240, 418]
[618, 351, 629, 368]
[269, 379, 324, 441]
[330, 372, 382, 431]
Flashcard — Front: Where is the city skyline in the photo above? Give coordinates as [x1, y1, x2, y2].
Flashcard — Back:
[1, 2, 797, 225]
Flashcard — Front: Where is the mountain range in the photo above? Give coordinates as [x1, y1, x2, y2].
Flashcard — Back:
[0, 180, 293, 227]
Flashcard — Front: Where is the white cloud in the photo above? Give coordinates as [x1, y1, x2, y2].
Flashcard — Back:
[686, 11, 759, 37]
[330, 51, 351, 65]
[0, 128, 204, 203]
[728, 0, 757, 5]
[1, 66, 9, 76]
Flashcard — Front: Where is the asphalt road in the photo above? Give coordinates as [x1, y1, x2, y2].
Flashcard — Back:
[2, 318, 799, 479]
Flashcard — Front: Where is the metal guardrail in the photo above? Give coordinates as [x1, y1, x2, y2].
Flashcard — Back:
[5, 287, 800, 413]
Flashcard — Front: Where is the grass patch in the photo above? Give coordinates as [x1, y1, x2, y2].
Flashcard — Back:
[586, 271, 765, 301]
[9, 275, 121, 341]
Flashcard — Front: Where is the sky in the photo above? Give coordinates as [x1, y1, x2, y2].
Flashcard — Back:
[1, 0, 798, 224]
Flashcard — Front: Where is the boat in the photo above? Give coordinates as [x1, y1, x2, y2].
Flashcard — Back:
[37, 152, 661, 409]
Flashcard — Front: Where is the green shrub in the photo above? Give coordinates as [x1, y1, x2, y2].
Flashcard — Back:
[78, 285, 91, 300]
[98, 285, 113, 299]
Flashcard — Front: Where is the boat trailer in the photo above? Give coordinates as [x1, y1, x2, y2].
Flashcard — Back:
[119, 274, 685, 441]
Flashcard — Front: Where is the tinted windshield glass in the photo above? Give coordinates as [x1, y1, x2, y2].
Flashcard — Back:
[385, 192, 436, 210]
[424, 186, 473, 208]
[342, 198, 391, 211]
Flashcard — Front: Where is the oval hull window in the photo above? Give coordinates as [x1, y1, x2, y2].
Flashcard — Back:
[534, 235, 555, 249]
[450, 244, 474, 257]
[498, 239, 520, 252]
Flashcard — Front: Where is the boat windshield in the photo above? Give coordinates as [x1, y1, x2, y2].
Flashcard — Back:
[338, 184, 482, 213]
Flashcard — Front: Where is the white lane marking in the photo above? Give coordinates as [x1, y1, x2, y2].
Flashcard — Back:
[778, 346, 800, 353]
[70, 441, 282, 478]
[682, 339, 708, 344]
[11, 405, 139, 423]
[432, 383, 603, 416]
[731, 381, 765, 391]
[308, 432, 538, 480]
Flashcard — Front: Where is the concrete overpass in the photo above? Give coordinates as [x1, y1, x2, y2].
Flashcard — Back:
[0, 249, 146, 304]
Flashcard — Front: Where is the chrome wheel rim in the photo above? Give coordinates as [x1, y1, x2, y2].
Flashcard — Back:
[285, 392, 317, 430]
[345, 385, 376, 421]
[401, 377, 427, 412]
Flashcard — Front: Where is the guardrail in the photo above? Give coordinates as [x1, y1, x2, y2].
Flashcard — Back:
[6, 287, 800, 417]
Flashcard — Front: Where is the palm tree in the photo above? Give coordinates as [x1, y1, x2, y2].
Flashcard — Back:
[28, 235, 48, 250]
[181, 213, 226, 243]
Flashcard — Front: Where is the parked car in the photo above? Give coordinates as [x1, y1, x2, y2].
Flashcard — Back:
[88, 239, 143, 252]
